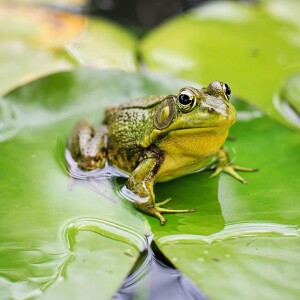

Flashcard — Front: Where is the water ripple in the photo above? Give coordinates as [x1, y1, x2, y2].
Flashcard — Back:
[157, 222, 300, 245]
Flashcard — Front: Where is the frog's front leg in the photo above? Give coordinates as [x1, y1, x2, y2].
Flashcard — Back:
[68, 120, 107, 171]
[210, 148, 258, 184]
[127, 158, 194, 225]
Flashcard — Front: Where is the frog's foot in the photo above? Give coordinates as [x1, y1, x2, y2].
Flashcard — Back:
[68, 120, 107, 171]
[135, 198, 195, 225]
[210, 148, 258, 184]
[156, 198, 195, 213]
[210, 164, 257, 184]
[156, 198, 195, 225]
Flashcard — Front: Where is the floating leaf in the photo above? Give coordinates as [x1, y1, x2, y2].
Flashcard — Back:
[0, 69, 192, 298]
[1, 69, 300, 299]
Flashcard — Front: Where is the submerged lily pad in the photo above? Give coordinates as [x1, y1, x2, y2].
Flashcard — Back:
[1, 69, 300, 299]
[140, 0, 300, 129]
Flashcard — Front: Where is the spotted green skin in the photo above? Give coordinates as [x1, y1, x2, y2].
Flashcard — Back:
[105, 95, 166, 173]
[68, 81, 255, 225]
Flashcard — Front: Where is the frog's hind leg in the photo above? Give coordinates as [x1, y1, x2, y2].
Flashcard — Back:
[210, 148, 258, 184]
[68, 120, 107, 171]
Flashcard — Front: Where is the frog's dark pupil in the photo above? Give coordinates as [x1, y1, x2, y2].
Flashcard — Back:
[224, 83, 231, 97]
[179, 93, 191, 105]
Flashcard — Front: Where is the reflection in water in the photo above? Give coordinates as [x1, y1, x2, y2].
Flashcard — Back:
[63, 147, 128, 203]
[1, 219, 299, 299]
[113, 245, 207, 300]
[65, 148, 128, 180]
[0, 216, 208, 299]
[0, 218, 149, 299]
[64, 219, 207, 299]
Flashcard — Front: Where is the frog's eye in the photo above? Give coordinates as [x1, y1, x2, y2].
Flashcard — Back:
[178, 90, 196, 112]
[221, 82, 231, 101]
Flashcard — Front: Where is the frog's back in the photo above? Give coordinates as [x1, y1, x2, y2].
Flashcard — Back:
[104, 95, 166, 172]
[118, 95, 166, 109]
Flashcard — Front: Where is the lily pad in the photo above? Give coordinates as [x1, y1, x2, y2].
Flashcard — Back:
[140, 0, 300, 129]
[1, 69, 300, 299]
[0, 68, 195, 299]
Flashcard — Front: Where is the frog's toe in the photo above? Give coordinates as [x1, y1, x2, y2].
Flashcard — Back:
[155, 206, 195, 225]
[223, 165, 248, 184]
[151, 210, 167, 225]
[210, 164, 258, 184]
[132, 192, 194, 225]
[156, 198, 195, 214]
[209, 167, 223, 178]
[231, 164, 258, 172]
[156, 198, 172, 207]
[156, 206, 196, 214]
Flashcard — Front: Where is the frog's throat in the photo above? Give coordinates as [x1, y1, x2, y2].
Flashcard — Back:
[141, 127, 228, 148]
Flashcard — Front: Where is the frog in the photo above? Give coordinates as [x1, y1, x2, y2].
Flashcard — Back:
[68, 80, 256, 225]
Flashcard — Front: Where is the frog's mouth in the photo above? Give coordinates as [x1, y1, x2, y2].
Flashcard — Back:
[147, 125, 230, 148]
[168, 126, 229, 136]
[168, 114, 236, 134]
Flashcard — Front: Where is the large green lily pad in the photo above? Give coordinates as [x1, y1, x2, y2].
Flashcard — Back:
[0, 69, 193, 299]
[1, 69, 300, 299]
[140, 0, 300, 129]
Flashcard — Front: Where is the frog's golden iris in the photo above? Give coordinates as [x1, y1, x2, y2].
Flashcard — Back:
[68, 81, 256, 225]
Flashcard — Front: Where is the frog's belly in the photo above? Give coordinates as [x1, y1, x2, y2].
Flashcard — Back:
[155, 128, 227, 182]
[156, 154, 216, 182]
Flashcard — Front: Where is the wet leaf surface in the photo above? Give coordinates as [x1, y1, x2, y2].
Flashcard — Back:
[0, 69, 189, 298]
[1, 69, 300, 299]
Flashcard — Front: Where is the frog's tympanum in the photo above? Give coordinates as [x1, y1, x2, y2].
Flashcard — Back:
[68, 81, 256, 225]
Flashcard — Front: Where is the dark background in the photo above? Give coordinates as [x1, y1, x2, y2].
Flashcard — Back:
[88, 0, 256, 34]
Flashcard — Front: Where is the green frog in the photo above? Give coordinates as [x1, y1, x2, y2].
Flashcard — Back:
[68, 81, 256, 225]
